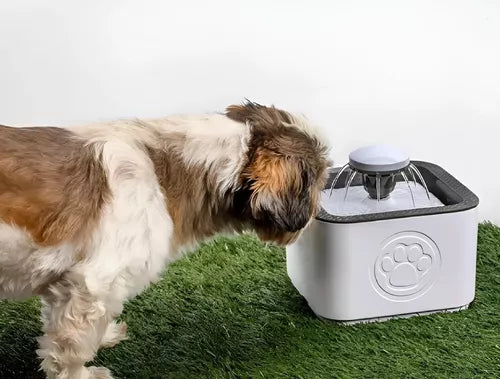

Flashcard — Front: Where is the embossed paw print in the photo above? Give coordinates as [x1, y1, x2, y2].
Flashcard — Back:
[372, 232, 440, 300]
[380, 244, 431, 288]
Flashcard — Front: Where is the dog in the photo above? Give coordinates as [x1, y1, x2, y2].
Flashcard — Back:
[0, 101, 329, 378]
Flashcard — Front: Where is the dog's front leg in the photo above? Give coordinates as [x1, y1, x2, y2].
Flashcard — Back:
[37, 273, 115, 379]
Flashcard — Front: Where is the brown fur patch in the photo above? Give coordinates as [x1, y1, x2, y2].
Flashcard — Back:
[147, 136, 242, 249]
[226, 101, 292, 126]
[228, 101, 329, 237]
[0, 126, 109, 246]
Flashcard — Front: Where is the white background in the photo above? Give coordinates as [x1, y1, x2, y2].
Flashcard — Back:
[1, 1, 498, 223]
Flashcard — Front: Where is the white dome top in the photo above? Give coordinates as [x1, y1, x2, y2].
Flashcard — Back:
[348, 144, 410, 173]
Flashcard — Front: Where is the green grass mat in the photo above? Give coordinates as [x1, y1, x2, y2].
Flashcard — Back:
[1, 223, 499, 378]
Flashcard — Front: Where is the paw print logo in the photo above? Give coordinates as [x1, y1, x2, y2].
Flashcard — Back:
[381, 244, 432, 287]
[372, 232, 441, 301]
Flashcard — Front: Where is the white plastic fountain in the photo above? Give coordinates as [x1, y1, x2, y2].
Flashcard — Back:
[286, 144, 479, 324]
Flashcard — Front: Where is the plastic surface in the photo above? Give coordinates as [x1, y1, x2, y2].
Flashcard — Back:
[349, 144, 410, 173]
[287, 209, 478, 321]
[286, 162, 479, 322]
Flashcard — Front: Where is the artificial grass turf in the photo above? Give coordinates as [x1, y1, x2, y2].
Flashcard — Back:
[0, 223, 499, 378]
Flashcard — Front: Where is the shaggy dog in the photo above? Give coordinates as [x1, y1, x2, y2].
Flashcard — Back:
[0, 101, 329, 378]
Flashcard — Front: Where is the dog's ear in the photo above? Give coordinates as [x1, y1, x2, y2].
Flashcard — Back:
[226, 104, 252, 124]
[226, 101, 292, 125]
[243, 146, 316, 232]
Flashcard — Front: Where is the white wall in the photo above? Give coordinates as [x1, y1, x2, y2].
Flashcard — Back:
[1, 1, 499, 224]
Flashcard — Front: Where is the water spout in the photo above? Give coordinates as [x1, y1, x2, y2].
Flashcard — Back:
[329, 163, 350, 197]
[408, 167, 417, 188]
[409, 163, 430, 200]
[401, 171, 416, 207]
[343, 169, 357, 201]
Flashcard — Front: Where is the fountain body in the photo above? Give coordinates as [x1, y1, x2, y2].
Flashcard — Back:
[286, 158, 479, 324]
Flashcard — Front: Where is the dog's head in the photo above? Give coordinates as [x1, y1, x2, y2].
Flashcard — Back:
[227, 101, 330, 245]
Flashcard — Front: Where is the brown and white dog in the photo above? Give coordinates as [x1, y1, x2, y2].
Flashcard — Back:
[0, 101, 329, 378]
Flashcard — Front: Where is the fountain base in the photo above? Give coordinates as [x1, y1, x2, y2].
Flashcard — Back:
[286, 161, 479, 323]
[321, 304, 470, 326]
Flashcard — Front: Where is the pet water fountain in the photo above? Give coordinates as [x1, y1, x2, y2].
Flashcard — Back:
[286, 144, 479, 324]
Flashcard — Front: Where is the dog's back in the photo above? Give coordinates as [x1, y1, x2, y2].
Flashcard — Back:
[0, 125, 108, 246]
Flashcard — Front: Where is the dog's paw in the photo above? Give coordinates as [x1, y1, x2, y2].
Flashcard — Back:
[100, 321, 128, 348]
[87, 366, 113, 379]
